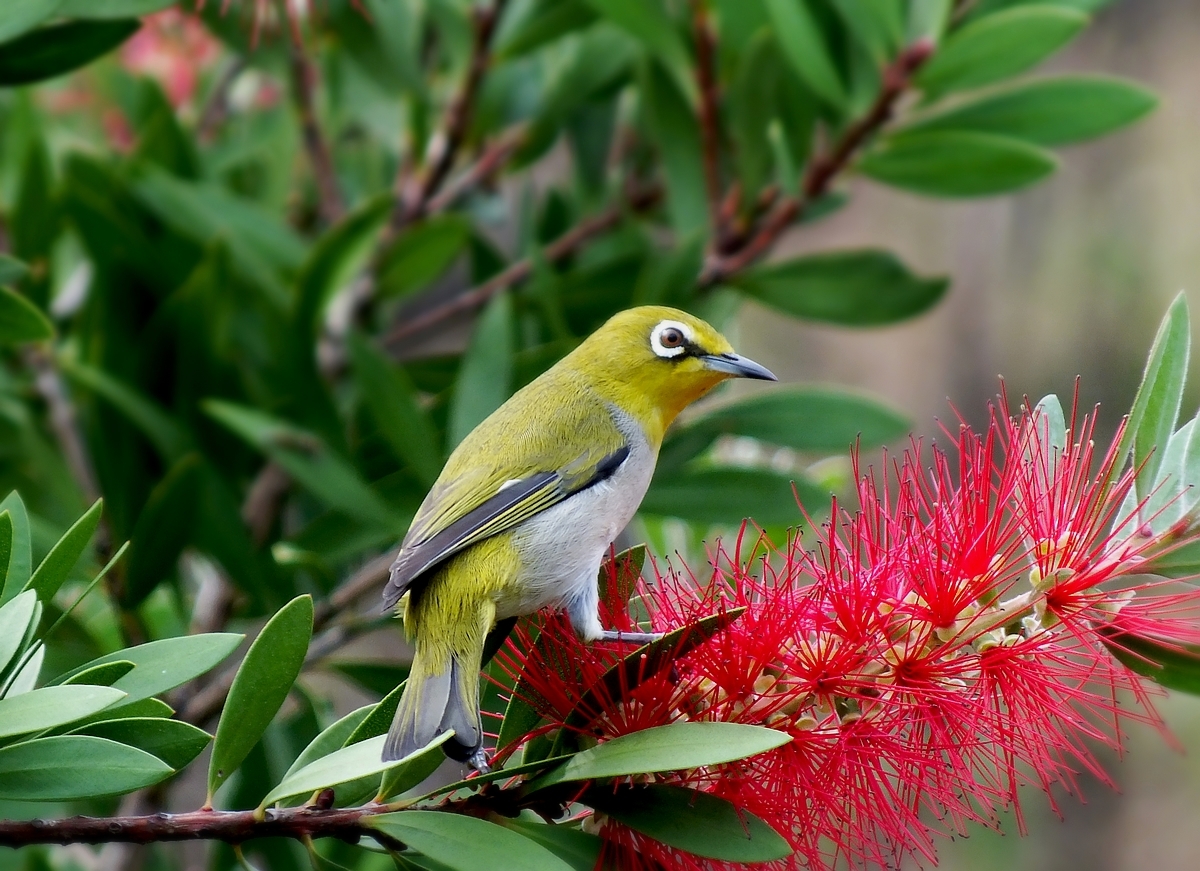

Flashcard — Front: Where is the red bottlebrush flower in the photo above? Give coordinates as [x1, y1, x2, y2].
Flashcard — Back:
[493, 388, 1200, 871]
[121, 9, 222, 108]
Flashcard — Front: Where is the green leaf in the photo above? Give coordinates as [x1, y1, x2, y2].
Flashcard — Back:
[0, 590, 37, 675]
[734, 249, 947, 324]
[25, 498, 102, 603]
[640, 60, 707, 237]
[344, 681, 407, 746]
[209, 595, 313, 801]
[860, 130, 1058, 197]
[0, 735, 172, 800]
[0, 494, 33, 604]
[1120, 293, 1190, 507]
[907, 0, 952, 42]
[203, 401, 398, 529]
[829, 0, 903, 62]
[0, 287, 53, 344]
[916, 6, 1088, 97]
[330, 0, 422, 93]
[260, 732, 452, 807]
[498, 0, 598, 59]
[763, 0, 845, 106]
[0, 19, 139, 86]
[125, 456, 203, 606]
[368, 810, 577, 871]
[499, 821, 602, 871]
[71, 717, 211, 769]
[0, 254, 29, 286]
[296, 194, 391, 333]
[0, 685, 126, 738]
[58, 0, 175, 16]
[377, 736, 449, 800]
[63, 633, 243, 706]
[59, 358, 191, 461]
[581, 0, 691, 96]
[283, 706, 374, 784]
[349, 335, 443, 488]
[376, 216, 472, 301]
[57, 660, 135, 687]
[529, 722, 791, 791]
[667, 387, 909, 469]
[0, 0, 63, 44]
[905, 75, 1158, 146]
[1099, 625, 1200, 696]
[586, 785, 793, 862]
[642, 466, 826, 526]
[448, 292, 514, 448]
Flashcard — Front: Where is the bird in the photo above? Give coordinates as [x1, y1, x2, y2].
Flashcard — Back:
[381, 305, 777, 771]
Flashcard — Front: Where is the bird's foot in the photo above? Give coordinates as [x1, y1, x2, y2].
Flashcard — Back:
[467, 748, 492, 775]
[597, 629, 663, 645]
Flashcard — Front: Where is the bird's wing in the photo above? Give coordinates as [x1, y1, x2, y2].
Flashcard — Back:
[382, 387, 631, 611]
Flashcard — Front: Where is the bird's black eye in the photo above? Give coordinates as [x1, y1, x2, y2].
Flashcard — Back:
[660, 327, 685, 348]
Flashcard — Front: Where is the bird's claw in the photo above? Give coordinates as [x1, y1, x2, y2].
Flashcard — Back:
[467, 748, 492, 774]
[597, 629, 663, 645]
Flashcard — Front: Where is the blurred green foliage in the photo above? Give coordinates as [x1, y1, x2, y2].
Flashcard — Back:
[0, 0, 1163, 868]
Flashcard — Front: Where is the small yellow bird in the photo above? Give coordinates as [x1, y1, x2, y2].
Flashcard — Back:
[382, 305, 776, 770]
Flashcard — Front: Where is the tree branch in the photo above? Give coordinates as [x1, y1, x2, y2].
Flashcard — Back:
[0, 803, 396, 849]
[698, 40, 934, 288]
[382, 182, 663, 348]
[286, 21, 344, 226]
[394, 0, 509, 229]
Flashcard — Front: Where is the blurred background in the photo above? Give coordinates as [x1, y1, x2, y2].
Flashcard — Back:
[2, 0, 1200, 869]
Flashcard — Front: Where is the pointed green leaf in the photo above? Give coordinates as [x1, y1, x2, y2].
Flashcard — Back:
[0, 685, 126, 738]
[6, 643, 43, 696]
[377, 736, 449, 800]
[764, 0, 845, 106]
[0, 287, 53, 344]
[529, 722, 790, 791]
[0, 19, 139, 86]
[586, 784, 793, 862]
[57, 660, 135, 687]
[72, 717, 211, 770]
[25, 498, 102, 603]
[368, 810, 577, 871]
[209, 595, 313, 800]
[581, 0, 691, 96]
[344, 681, 407, 746]
[349, 335, 443, 488]
[499, 821, 602, 871]
[860, 131, 1057, 197]
[62, 633, 243, 706]
[448, 292, 514, 448]
[296, 194, 391, 332]
[640, 60, 707, 237]
[376, 215, 472, 301]
[1120, 293, 1190, 507]
[0, 590, 37, 675]
[907, 0, 952, 42]
[261, 732, 452, 807]
[916, 6, 1088, 97]
[1098, 624, 1200, 696]
[203, 401, 398, 529]
[905, 75, 1158, 146]
[284, 706, 374, 784]
[0, 0, 63, 44]
[0, 736, 172, 800]
[0, 494, 33, 603]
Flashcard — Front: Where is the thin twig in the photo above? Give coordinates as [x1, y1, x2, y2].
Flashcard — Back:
[424, 126, 527, 216]
[689, 0, 725, 245]
[383, 182, 663, 348]
[394, 0, 509, 229]
[286, 20, 344, 226]
[240, 462, 291, 548]
[698, 40, 934, 288]
[196, 57, 246, 143]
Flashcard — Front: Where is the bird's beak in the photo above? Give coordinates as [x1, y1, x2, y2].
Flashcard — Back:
[700, 352, 778, 381]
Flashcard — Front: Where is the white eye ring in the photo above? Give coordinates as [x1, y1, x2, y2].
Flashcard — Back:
[650, 320, 693, 358]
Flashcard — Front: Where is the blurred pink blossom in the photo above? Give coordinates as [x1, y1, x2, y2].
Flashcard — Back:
[121, 10, 222, 108]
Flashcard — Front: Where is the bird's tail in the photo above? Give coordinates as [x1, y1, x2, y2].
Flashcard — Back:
[382, 645, 483, 763]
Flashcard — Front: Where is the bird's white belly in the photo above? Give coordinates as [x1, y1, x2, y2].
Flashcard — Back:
[498, 418, 656, 622]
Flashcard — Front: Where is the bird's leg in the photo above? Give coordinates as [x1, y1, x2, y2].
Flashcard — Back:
[597, 629, 664, 645]
[467, 747, 492, 774]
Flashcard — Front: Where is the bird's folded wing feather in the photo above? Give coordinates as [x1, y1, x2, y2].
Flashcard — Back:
[383, 389, 630, 611]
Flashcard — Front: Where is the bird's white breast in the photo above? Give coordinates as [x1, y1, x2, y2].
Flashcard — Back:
[496, 406, 656, 621]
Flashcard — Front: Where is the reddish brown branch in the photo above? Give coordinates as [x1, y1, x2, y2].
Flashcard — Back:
[0, 804, 394, 848]
[690, 0, 724, 245]
[383, 182, 663, 348]
[698, 40, 933, 288]
[425, 126, 526, 216]
[286, 24, 344, 226]
[394, 0, 509, 229]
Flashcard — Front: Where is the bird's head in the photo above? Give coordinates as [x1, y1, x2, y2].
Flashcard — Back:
[567, 306, 777, 441]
